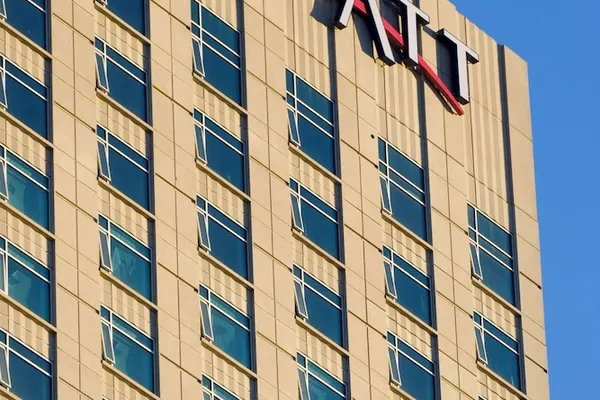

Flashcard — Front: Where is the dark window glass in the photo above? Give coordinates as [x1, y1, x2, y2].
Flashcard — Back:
[479, 251, 514, 304]
[106, 0, 146, 35]
[110, 238, 151, 299]
[106, 59, 147, 121]
[207, 217, 247, 279]
[212, 307, 251, 368]
[108, 146, 149, 209]
[8, 340, 51, 400]
[6, 163, 48, 229]
[5, 63, 47, 138]
[389, 183, 427, 239]
[391, 256, 431, 325]
[7, 255, 50, 321]
[113, 328, 154, 392]
[397, 351, 435, 400]
[4, 0, 46, 48]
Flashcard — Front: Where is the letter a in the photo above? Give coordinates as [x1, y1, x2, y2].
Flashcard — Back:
[335, 0, 395, 65]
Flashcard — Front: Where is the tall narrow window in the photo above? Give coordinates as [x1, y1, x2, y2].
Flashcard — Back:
[468, 205, 515, 305]
[0, 145, 49, 229]
[297, 353, 346, 400]
[199, 286, 252, 369]
[473, 312, 521, 390]
[196, 196, 249, 279]
[289, 179, 340, 260]
[286, 69, 336, 174]
[387, 332, 436, 400]
[379, 138, 427, 241]
[0, 237, 51, 322]
[100, 306, 155, 393]
[96, 126, 150, 210]
[0, 330, 52, 400]
[191, 0, 243, 105]
[94, 38, 148, 122]
[194, 110, 245, 192]
[383, 246, 432, 325]
[293, 265, 344, 346]
[2, 0, 47, 49]
[99, 0, 146, 36]
[0, 56, 48, 138]
[98, 215, 152, 300]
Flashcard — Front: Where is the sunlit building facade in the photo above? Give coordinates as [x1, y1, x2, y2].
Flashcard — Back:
[0, 0, 548, 399]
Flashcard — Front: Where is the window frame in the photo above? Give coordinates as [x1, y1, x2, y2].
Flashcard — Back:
[0, 329, 52, 398]
[297, 352, 346, 400]
[202, 375, 241, 400]
[468, 204, 515, 303]
[473, 312, 520, 365]
[289, 178, 340, 259]
[286, 69, 336, 173]
[191, 1, 242, 103]
[0, 56, 48, 137]
[193, 110, 245, 191]
[0, 0, 48, 49]
[0, 145, 50, 228]
[0, 236, 51, 321]
[196, 196, 249, 279]
[98, 214, 153, 300]
[387, 331, 436, 399]
[97, 0, 147, 36]
[199, 285, 252, 368]
[100, 305, 155, 391]
[378, 138, 427, 239]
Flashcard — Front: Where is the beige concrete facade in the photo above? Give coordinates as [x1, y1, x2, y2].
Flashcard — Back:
[0, 0, 548, 400]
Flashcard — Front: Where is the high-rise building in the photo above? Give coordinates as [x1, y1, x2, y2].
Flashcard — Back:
[0, 0, 548, 399]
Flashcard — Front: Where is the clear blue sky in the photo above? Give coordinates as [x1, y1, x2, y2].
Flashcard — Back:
[449, 0, 600, 398]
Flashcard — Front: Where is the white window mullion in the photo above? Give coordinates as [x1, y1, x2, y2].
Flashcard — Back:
[387, 347, 401, 386]
[192, 37, 205, 76]
[95, 51, 109, 92]
[297, 369, 310, 400]
[0, 344, 10, 388]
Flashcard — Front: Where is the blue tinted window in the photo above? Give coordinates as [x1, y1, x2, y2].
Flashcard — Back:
[474, 313, 521, 390]
[286, 69, 336, 173]
[192, 1, 242, 105]
[379, 139, 427, 241]
[2, 240, 51, 321]
[384, 247, 431, 325]
[95, 38, 148, 122]
[291, 180, 340, 260]
[468, 205, 515, 305]
[197, 197, 249, 279]
[2, 147, 49, 229]
[388, 332, 436, 400]
[105, 0, 146, 35]
[200, 287, 252, 369]
[2, 332, 52, 400]
[298, 354, 346, 400]
[294, 266, 343, 346]
[101, 308, 155, 392]
[4, 0, 46, 48]
[97, 126, 150, 210]
[194, 112, 245, 191]
[2, 58, 48, 138]
[99, 217, 152, 300]
[202, 375, 240, 400]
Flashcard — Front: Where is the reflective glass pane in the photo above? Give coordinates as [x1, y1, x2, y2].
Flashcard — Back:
[203, 47, 241, 105]
[397, 352, 435, 400]
[97, 142, 110, 179]
[474, 327, 487, 363]
[7, 257, 50, 321]
[0, 346, 9, 387]
[5, 73, 47, 138]
[379, 177, 391, 212]
[307, 373, 344, 400]
[4, 0, 46, 49]
[9, 350, 51, 400]
[305, 287, 343, 346]
[383, 261, 395, 298]
[207, 218, 247, 278]
[6, 165, 48, 229]
[470, 243, 482, 278]
[302, 201, 339, 259]
[113, 329, 154, 392]
[0, 72, 6, 106]
[110, 239, 151, 300]
[393, 266, 431, 325]
[205, 129, 245, 191]
[294, 280, 308, 318]
[296, 79, 333, 122]
[480, 250, 515, 305]
[212, 308, 251, 368]
[297, 116, 335, 173]
[106, 61, 147, 122]
[107, 0, 145, 35]
[486, 334, 521, 390]
[95, 53, 108, 90]
[477, 213, 512, 254]
[101, 323, 114, 362]
[298, 370, 310, 400]
[201, 8, 239, 52]
[389, 183, 427, 241]
[388, 147, 423, 189]
[108, 148, 149, 210]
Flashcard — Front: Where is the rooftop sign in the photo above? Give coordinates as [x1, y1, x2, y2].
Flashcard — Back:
[335, 0, 479, 115]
